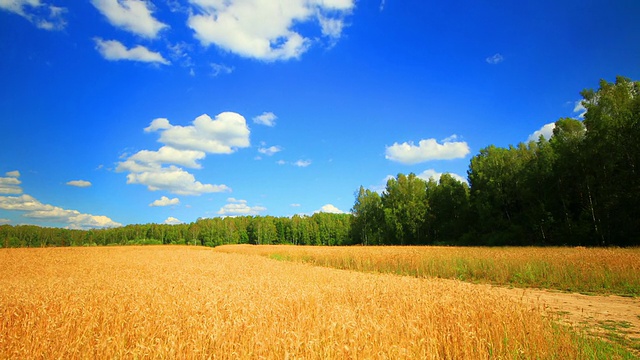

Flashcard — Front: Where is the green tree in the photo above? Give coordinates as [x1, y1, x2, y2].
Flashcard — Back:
[382, 173, 429, 245]
[350, 186, 384, 245]
[581, 76, 640, 245]
[428, 174, 470, 244]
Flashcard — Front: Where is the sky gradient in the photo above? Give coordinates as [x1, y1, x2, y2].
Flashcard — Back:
[1, 0, 639, 229]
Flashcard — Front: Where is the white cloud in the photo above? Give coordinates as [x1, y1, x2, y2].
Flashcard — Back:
[417, 169, 468, 184]
[94, 38, 170, 65]
[144, 118, 171, 132]
[527, 122, 555, 142]
[486, 53, 504, 64]
[125, 166, 230, 195]
[155, 113, 251, 154]
[0, 194, 121, 229]
[0, 0, 36, 16]
[0, 194, 45, 211]
[0, 171, 22, 194]
[574, 100, 587, 119]
[125, 146, 206, 169]
[149, 196, 180, 207]
[217, 198, 266, 216]
[211, 63, 234, 77]
[385, 137, 470, 164]
[119, 113, 248, 195]
[164, 216, 182, 225]
[0, 0, 66, 30]
[290, 203, 301, 207]
[0, 172, 118, 228]
[258, 145, 282, 156]
[91, 0, 168, 38]
[253, 112, 277, 127]
[441, 134, 459, 143]
[294, 160, 312, 167]
[318, 14, 343, 39]
[0, 218, 10, 225]
[66, 180, 92, 188]
[187, 0, 354, 61]
[314, 204, 345, 214]
[275, 159, 311, 167]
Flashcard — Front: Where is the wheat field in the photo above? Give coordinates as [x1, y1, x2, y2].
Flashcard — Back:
[215, 245, 640, 296]
[0, 246, 626, 359]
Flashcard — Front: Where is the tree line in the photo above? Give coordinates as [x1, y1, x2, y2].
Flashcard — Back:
[1, 76, 638, 248]
[0, 213, 354, 248]
[352, 76, 639, 246]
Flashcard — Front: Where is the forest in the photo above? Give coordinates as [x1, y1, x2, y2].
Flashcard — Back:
[1, 77, 638, 248]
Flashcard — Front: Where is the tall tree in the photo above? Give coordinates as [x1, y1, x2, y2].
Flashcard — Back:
[581, 76, 640, 245]
[382, 173, 429, 245]
[351, 186, 384, 245]
[428, 174, 470, 243]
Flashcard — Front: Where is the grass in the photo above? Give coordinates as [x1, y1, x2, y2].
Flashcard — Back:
[0, 246, 635, 359]
[216, 245, 640, 296]
[595, 321, 640, 355]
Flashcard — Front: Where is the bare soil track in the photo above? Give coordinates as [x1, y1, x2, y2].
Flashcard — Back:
[494, 285, 640, 352]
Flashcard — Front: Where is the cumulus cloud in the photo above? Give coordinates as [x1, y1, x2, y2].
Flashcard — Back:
[314, 204, 345, 214]
[0, 171, 23, 194]
[123, 146, 206, 170]
[149, 196, 180, 207]
[417, 169, 468, 184]
[187, 0, 355, 61]
[253, 112, 277, 127]
[125, 165, 230, 195]
[0, 0, 66, 30]
[0, 218, 10, 225]
[91, 0, 168, 38]
[118, 113, 247, 195]
[527, 122, 556, 142]
[144, 118, 171, 132]
[153, 113, 251, 154]
[0, 194, 121, 229]
[217, 198, 266, 216]
[258, 145, 282, 156]
[385, 137, 470, 164]
[164, 216, 182, 225]
[66, 180, 92, 188]
[94, 38, 170, 65]
[486, 53, 504, 64]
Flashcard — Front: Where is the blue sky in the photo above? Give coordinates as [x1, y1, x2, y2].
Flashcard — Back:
[1, 0, 639, 229]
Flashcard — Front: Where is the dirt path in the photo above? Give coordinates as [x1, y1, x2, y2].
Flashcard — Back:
[493, 285, 640, 352]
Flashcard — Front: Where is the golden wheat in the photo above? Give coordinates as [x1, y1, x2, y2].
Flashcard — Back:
[216, 245, 640, 295]
[0, 246, 622, 359]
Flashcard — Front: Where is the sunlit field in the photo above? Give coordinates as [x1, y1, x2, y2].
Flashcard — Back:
[215, 245, 640, 296]
[0, 246, 633, 359]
